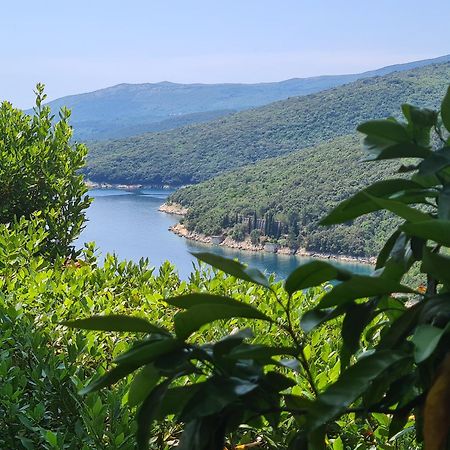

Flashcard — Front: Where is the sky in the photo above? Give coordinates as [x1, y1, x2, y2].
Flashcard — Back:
[2, 0, 450, 108]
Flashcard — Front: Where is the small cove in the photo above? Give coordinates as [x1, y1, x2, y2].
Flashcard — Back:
[77, 189, 373, 280]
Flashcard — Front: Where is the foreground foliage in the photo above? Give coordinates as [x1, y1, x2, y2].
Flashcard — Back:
[0, 84, 91, 258]
[70, 88, 450, 449]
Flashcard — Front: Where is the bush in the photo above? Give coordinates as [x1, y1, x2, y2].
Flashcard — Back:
[0, 84, 91, 258]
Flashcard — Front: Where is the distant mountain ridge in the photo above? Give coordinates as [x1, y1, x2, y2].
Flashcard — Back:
[86, 60, 450, 185]
[40, 54, 450, 140]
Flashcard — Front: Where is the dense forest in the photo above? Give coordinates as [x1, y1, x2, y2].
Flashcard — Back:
[170, 134, 397, 257]
[86, 62, 450, 185]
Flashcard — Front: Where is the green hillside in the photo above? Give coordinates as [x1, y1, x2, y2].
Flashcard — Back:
[86, 61, 450, 185]
[169, 134, 398, 258]
[38, 54, 450, 141]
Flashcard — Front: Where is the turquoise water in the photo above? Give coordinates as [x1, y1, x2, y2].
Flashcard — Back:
[77, 189, 372, 279]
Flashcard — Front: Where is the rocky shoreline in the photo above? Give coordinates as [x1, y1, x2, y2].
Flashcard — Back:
[160, 203, 375, 266]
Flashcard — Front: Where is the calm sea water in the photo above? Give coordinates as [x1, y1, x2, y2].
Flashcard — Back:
[76, 189, 372, 280]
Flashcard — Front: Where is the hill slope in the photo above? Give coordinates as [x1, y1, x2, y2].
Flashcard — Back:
[43, 54, 450, 141]
[86, 61, 450, 185]
[169, 135, 397, 258]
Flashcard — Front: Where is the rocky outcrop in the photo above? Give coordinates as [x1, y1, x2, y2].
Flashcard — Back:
[158, 203, 188, 215]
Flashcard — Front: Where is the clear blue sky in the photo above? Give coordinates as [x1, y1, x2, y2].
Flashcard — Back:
[2, 0, 450, 108]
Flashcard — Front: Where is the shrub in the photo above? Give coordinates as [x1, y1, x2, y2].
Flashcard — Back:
[0, 84, 91, 258]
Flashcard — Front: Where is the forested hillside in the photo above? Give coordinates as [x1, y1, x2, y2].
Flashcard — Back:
[86, 61, 450, 185]
[170, 135, 398, 257]
[39, 54, 450, 141]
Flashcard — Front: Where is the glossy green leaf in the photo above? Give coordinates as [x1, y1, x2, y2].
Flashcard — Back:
[63, 314, 169, 335]
[412, 324, 450, 363]
[317, 276, 414, 308]
[363, 142, 432, 161]
[357, 120, 410, 146]
[173, 298, 272, 340]
[227, 344, 297, 360]
[365, 193, 430, 222]
[114, 338, 182, 366]
[285, 260, 350, 295]
[403, 220, 450, 246]
[191, 252, 269, 287]
[375, 229, 402, 269]
[321, 179, 424, 225]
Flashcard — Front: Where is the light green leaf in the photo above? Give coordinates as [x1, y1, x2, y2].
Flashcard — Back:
[63, 315, 169, 335]
[191, 252, 269, 287]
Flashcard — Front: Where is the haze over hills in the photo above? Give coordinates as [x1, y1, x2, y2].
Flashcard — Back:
[41, 54, 450, 141]
[86, 60, 450, 186]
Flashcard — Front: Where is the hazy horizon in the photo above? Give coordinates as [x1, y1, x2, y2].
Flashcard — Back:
[2, 0, 450, 108]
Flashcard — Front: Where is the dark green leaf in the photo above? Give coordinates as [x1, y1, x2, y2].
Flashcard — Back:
[317, 276, 414, 308]
[80, 363, 139, 395]
[441, 86, 450, 132]
[418, 149, 450, 177]
[376, 230, 402, 269]
[321, 179, 424, 225]
[285, 260, 351, 295]
[363, 142, 432, 161]
[300, 306, 346, 333]
[227, 344, 297, 360]
[128, 364, 161, 407]
[438, 186, 450, 220]
[412, 324, 450, 363]
[421, 247, 450, 285]
[403, 220, 450, 246]
[191, 252, 269, 287]
[137, 381, 170, 450]
[114, 338, 182, 366]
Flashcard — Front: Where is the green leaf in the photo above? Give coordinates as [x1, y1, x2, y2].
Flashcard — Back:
[80, 363, 140, 395]
[306, 351, 407, 430]
[441, 86, 450, 132]
[128, 364, 161, 407]
[412, 324, 450, 363]
[300, 306, 346, 333]
[173, 299, 272, 340]
[403, 220, 450, 246]
[363, 142, 432, 161]
[191, 252, 269, 287]
[375, 229, 402, 269]
[227, 344, 297, 360]
[364, 193, 430, 223]
[321, 179, 424, 225]
[418, 148, 450, 177]
[114, 338, 182, 366]
[285, 260, 351, 295]
[317, 276, 414, 308]
[341, 302, 376, 368]
[63, 315, 169, 335]
[180, 377, 258, 419]
[438, 186, 450, 220]
[402, 104, 437, 147]
[357, 120, 410, 145]
[421, 247, 450, 285]
[212, 328, 254, 357]
[137, 381, 170, 450]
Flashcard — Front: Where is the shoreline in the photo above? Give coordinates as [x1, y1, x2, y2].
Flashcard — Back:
[159, 203, 375, 266]
[86, 180, 182, 191]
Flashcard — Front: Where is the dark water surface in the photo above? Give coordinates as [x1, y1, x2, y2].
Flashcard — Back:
[77, 189, 372, 279]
